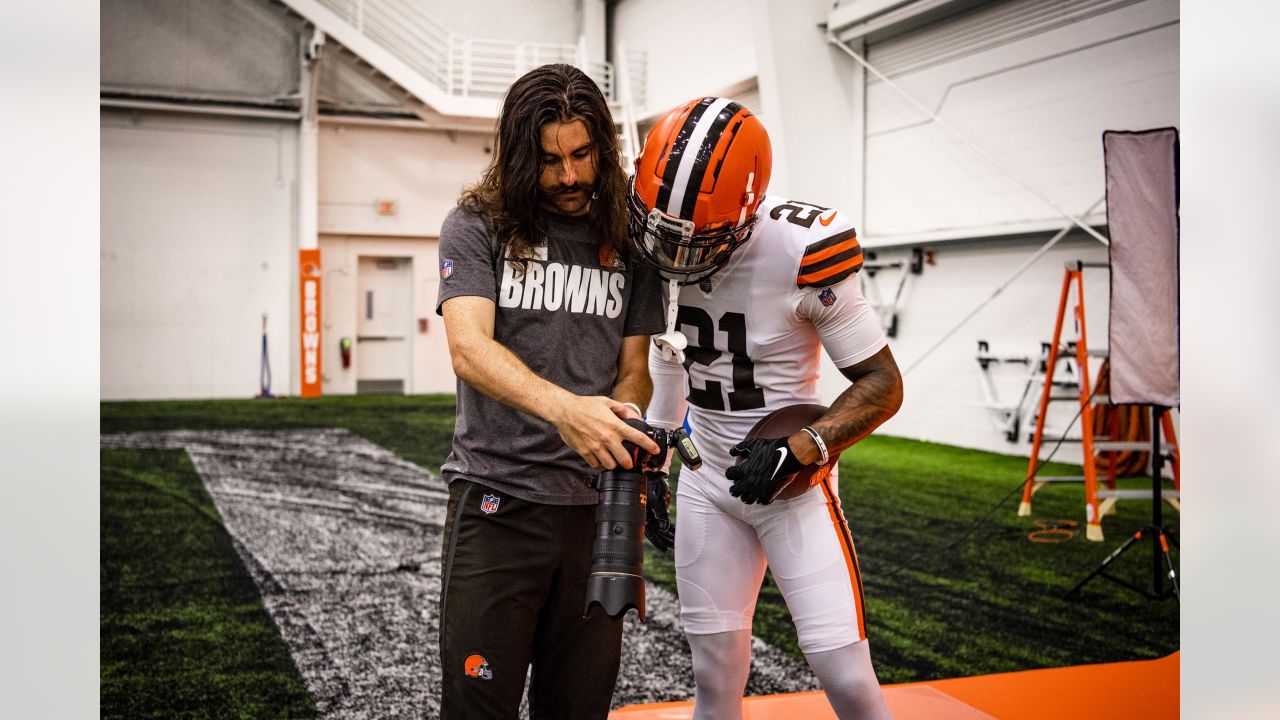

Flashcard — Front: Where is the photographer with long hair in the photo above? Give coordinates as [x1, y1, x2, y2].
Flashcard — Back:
[435, 64, 664, 718]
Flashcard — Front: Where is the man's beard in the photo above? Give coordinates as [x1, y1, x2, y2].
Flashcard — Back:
[543, 182, 596, 214]
[547, 182, 594, 199]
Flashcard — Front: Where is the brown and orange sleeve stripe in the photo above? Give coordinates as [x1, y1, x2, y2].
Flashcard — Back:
[797, 228, 863, 288]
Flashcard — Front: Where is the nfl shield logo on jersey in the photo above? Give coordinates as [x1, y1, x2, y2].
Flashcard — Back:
[819, 287, 837, 306]
[480, 493, 500, 514]
[441, 259, 454, 279]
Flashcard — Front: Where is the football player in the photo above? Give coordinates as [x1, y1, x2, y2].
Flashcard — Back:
[632, 97, 901, 720]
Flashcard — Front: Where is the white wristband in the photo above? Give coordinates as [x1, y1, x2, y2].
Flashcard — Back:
[801, 426, 829, 465]
[620, 402, 642, 419]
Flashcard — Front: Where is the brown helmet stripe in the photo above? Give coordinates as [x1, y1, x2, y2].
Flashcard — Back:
[678, 102, 745, 220]
[661, 97, 735, 217]
[656, 98, 715, 213]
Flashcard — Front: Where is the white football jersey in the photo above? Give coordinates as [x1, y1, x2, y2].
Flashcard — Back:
[658, 196, 888, 474]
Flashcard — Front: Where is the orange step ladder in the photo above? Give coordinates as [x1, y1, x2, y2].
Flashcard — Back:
[1017, 262, 1180, 541]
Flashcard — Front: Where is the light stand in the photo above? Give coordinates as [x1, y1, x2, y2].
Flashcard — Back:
[1065, 405, 1178, 600]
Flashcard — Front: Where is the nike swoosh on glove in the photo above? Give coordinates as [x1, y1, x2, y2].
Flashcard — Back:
[726, 437, 806, 505]
[645, 472, 676, 552]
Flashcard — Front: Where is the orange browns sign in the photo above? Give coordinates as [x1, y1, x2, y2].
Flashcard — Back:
[299, 249, 322, 398]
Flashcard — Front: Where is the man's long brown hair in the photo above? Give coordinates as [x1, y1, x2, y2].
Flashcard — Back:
[459, 64, 628, 265]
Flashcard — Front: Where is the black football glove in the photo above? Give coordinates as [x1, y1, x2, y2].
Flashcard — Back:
[726, 437, 805, 505]
[644, 471, 676, 552]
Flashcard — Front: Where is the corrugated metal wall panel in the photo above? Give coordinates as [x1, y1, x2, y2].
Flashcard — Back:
[101, 0, 304, 104]
[861, 0, 1178, 245]
[867, 0, 1144, 79]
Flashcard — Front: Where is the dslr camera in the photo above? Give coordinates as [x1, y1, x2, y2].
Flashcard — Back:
[583, 418, 700, 621]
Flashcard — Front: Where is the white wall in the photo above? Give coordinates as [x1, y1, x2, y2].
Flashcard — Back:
[101, 110, 297, 399]
[814, 233, 1115, 463]
[317, 121, 493, 395]
[612, 0, 757, 117]
[615, 0, 864, 218]
[862, 0, 1179, 245]
[318, 122, 491, 237]
[102, 116, 489, 400]
[319, 235, 454, 394]
[751, 0, 864, 213]
[794, 0, 1178, 457]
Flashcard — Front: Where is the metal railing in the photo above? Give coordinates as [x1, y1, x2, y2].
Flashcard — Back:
[623, 49, 646, 109]
[316, 0, 639, 103]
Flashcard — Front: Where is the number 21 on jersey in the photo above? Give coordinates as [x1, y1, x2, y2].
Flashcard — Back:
[677, 307, 766, 411]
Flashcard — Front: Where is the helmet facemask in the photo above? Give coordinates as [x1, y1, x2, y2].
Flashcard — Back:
[628, 182, 758, 285]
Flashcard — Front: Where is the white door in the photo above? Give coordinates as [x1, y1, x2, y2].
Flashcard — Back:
[356, 256, 412, 394]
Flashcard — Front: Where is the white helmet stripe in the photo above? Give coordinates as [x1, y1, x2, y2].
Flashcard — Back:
[665, 97, 734, 216]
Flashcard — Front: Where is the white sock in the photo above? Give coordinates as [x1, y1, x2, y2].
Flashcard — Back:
[688, 629, 753, 720]
[804, 640, 893, 719]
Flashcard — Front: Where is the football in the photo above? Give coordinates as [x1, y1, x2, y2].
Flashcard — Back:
[742, 403, 838, 501]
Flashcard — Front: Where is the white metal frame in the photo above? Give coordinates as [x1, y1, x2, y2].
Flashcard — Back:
[282, 0, 641, 117]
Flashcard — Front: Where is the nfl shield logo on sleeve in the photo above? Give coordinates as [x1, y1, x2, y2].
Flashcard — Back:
[819, 287, 837, 306]
[441, 259, 454, 279]
[480, 493, 500, 514]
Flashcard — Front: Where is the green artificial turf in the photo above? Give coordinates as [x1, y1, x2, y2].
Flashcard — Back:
[647, 439, 1177, 682]
[101, 394, 458, 475]
[831, 436, 1178, 682]
[102, 396, 1179, 688]
[100, 448, 316, 719]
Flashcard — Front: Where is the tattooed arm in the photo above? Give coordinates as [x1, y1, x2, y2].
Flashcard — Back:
[786, 345, 903, 464]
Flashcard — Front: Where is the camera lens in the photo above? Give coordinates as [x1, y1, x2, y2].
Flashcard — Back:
[583, 471, 647, 620]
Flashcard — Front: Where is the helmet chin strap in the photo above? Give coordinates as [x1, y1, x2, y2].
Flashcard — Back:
[648, 170, 759, 356]
[652, 277, 688, 363]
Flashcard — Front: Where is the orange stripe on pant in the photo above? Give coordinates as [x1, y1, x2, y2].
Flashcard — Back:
[818, 477, 867, 640]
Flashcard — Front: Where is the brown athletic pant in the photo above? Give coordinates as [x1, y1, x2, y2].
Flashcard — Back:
[439, 479, 623, 719]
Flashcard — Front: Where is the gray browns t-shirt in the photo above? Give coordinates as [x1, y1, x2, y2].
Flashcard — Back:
[435, 205, 665, 505]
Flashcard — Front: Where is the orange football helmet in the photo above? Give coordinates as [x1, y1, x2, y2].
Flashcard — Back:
[629, 97, 772, 283]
